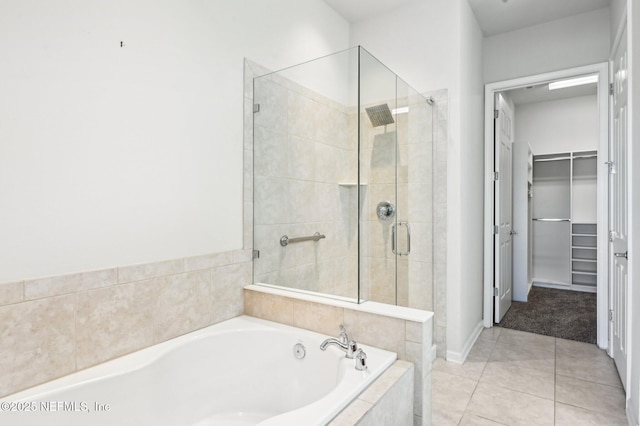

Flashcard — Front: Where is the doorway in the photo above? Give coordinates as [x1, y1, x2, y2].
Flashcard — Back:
[482, 63, 609, 350]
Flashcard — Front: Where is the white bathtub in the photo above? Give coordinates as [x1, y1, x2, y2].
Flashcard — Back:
[0, 316, 396, 426]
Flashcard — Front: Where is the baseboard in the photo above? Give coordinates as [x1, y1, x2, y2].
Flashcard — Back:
[430, 344, 437, 363]
[533, 280, 596, 294]
[628, 403, 639, 426]
[446, 320, 484, 364]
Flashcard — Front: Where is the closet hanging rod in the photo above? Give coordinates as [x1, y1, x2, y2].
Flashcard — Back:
[532, 218, 571, 222]
[572, 154, 598, 160]
[533, 157, 571, 163]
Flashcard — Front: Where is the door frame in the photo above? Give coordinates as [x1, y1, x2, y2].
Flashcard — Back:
[483, 63, 610, 350]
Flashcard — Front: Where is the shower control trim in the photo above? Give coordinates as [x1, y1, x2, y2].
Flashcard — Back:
[376, 201, 396, 221]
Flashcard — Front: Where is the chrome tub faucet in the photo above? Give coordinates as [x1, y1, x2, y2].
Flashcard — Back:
[320, 325, 358, 359]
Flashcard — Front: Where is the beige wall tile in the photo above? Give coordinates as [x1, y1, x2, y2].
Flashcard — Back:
[292, 299, 343, 336]
[405, 320, 423, 344]
[24, 268, 117, 301]
[359, 361, 414, 426]
[76, 280, 155, 369]
[343, 310, 406, 358]
[329, 399, 373, 426]
[0, 295, 75, 397]
[359, 360, 413, 405]
[153, 270, 211, 343]
[2, 250, 251, 397]
[211, 263, 251, 324]
[24, 275, 82, 301]
[0, 281, 23, 306]
[118, 259, 184, 284]
[243, 289, 294, 326]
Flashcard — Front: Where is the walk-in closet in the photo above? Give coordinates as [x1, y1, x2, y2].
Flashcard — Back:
[532, 150, 598, 292]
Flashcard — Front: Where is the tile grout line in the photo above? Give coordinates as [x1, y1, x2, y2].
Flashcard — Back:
[457, 329, 499, 425]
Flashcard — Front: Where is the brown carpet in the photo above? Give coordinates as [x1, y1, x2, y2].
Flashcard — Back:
[497, 286, 597, 344]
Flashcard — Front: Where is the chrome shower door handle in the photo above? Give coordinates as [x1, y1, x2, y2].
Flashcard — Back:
[391, 222, 411, 256]
[406, 222, 411, 255]
[400, 222, 411, 256]
[391, 223, 397, 255]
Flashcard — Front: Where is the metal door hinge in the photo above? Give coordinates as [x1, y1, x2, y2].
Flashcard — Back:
[493, 225, 499, 235]
[609, 309, 614, 321]
[609, 83, 614, 96]
[494, 110, 499, 119]
[494, 287, 499, 297]
[493, 171, 499, 181]
[253, 103, 260, 113]
[605, 161, 616, 174]
[252, 249, 260, 259]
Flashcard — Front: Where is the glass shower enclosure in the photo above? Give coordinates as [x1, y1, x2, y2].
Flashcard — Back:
[252, 46, 434, 311]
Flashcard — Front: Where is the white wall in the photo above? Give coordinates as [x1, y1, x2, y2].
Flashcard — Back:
[455, 0, 485, 356]
[611, 0, 627, 45]
[351, 0, 485, 358]
[0, 0, 349, 282]
[515, 95, 599, 155]
[349, 0, 458, 95]
[484, 8, 610, 83]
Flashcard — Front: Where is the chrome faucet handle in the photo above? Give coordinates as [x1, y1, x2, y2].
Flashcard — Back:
[339, 325, 349, 344]
[345, 340, 358, 359]
[355, 349, 367, 371]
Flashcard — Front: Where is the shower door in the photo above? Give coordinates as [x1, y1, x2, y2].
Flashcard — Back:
[358, 48, 433, 311]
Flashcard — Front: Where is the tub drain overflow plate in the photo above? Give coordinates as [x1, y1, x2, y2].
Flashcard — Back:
[293, 342, 306, 359]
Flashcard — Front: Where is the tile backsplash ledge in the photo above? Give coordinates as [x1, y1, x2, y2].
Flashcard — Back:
[0, 249, 252, 398]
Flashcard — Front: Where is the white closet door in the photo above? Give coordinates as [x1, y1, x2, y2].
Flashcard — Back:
[610, 26, 628, 390]
[494, 93, 514, 323]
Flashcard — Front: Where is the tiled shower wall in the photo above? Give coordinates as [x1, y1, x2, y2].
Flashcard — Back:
[250, 63, 357, 299]
[358, 96, 433, 309]
[431, 90, 448, 357]
[0, 249, 252, 398]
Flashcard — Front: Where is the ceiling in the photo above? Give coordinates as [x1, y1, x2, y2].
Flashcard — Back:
[467, 0, 611, 36]
[322, 0, 415, 23]
[322, 1, 608, 103]
[323, 0, 611, 35]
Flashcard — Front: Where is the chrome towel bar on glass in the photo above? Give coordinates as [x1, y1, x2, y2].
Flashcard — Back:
[280, 232, 326, 247]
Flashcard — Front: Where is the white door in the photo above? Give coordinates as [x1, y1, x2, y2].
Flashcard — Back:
[610, 26, 628, 389]
[495, 93, 515, 323]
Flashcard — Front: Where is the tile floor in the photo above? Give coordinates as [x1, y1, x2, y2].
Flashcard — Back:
[431, 327, 627, 425]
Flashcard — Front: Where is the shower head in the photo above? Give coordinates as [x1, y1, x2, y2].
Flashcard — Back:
[365, 104, 395, 128]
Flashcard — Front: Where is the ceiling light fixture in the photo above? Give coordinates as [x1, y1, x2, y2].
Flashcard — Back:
[392, 106, 409, 115]
[548, 75, 598, 91]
